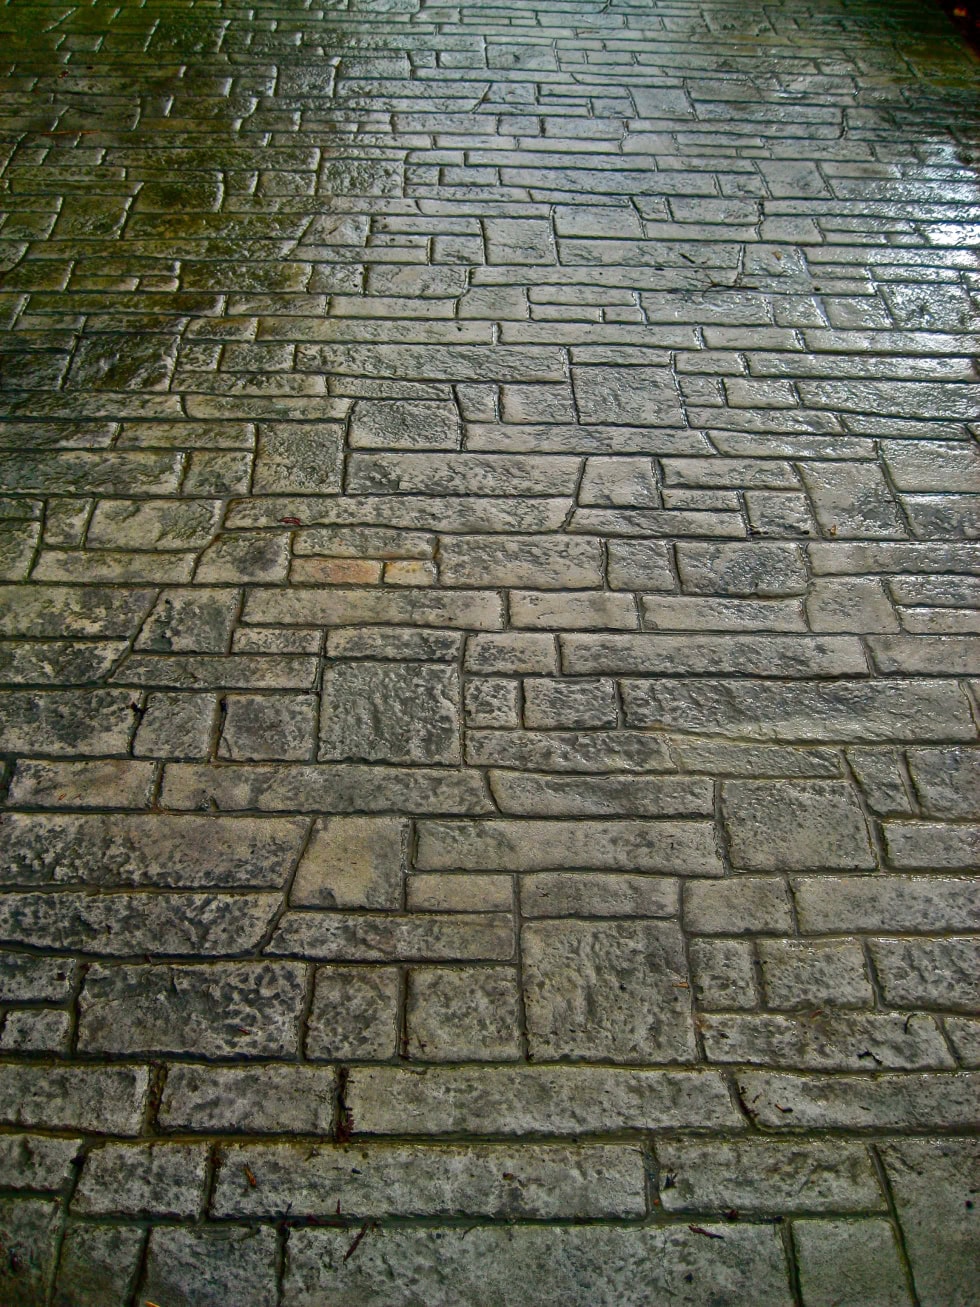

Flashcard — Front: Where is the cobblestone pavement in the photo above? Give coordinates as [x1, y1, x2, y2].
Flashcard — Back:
[0, 0, 978, 1301]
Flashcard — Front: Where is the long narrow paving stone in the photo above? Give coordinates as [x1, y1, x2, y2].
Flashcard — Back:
[0, 0, 978, 1302]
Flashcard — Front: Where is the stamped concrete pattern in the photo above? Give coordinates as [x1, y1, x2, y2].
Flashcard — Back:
[0, 0, 978, 1301]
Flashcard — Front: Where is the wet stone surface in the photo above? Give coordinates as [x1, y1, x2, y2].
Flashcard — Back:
[0, 0, 978, 1301]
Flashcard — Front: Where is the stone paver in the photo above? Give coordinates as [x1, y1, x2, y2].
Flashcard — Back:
[0, 0, 978, 1301]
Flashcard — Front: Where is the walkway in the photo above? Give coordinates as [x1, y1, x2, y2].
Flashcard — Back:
[0, 0, 978, 1302]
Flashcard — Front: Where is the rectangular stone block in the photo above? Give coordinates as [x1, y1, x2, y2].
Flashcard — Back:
[572, 366, 684, 426]
[348, 453, 579, 498]
[884, 822, 980, 870]
[0, 1134, 79, 1191]
[690, 938, 759, 1010]
[607, 539, 676, 591]
[0, 890, 279, 956]
[346, 1066, 745, 1136]
[702, 1013, 954, 1070]
[245, 586, 504, 630]
[758, 939, 874, 1009]
[641, 596, 807, 633]
[465, 633, 558, 675]
[406, 965, 521, 1061]
[0, 1197, 60, 1306]
[522, 677, 618, 728]
[511, 590, 640, 629]
[267, 912, 514, 963]
[869, 937, 979, 1012]
[0, 951, 73, 1001]
[73, 1142, 208, 1217]
[0, 585, 154, 638]
[485, 218, 557, 265]
[213, 1142, 644, 1219]
[134, 691, 217, 758]
[792, 1219, 913, 1307]
[112, 653, 318, 689]
[306, 965, 400, 1060]
[879, 1139, 978, 1307]
[416, 819, 723, 874]
[407, 873, 512, 914]
[737, 1070, 980, 1130]
[0, 813, 307, 888]
[281, 1224, 791, 1307]
[521, 873, 678, 919]
[439, 535, 602, 589]
[0, 639, 129, 685]
[0, 689, 136, 755]
[328, 627, 461, 661]
[622, 678, 975, 742]
[684, 878, 795, 935]
[7, 760, 156, 810]
[252, 422, 343, 492]
[0, 1065, 149, 1135]
[291, 816, 407, 908]
[349, 399, 460, 449]
[563, 633, 867, 676]
[143, 1226, 278, 1307]
[906, 747, 980, 819]
[722, 780, 874, 871]
[490, 772, 713, 817]
[78, 961, 306, 1057]
[466, 729, 675, 773]
[792, 875, 980, 934]
[676, 542, 807, 595]
[657, 1139, 883, 1213]
[87, 498, 221, 550]
[218, 693, 317, 761]
[52, 1224, 144, 1307]
[161, 763, 492, 815]
[160, 1065, 337, 1134]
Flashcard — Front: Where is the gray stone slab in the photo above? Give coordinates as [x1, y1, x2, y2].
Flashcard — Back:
[523, 918, 696, 1062]
[214, 1142, 645, 1219]
[282, 1223, 792, 1306]
[880, 1139, 980, 1307]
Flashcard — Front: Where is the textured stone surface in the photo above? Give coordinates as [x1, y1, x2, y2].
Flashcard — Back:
[0, 0, 976, 1295]
[142, 1226, 278, 1307]
[722, 781, 874, 871]
[0, 1134, 79, 1191]
[347, 1066, 744, 1136]
[306, 965, 400, 1060]
[291, 816, 406, 908]
[52, 1223, 144, 1307]
[0, 1065, 149, 1135]
[879, 1139, 979, 1307]
[78, 962, 306, 1057]
[214, 1142, 645, 1219]
[523, 919, 696, 1062]
[281, 1223, 792, 1306]
[792, 1220, 913, 1307]
[0, 813, 307, 888]
[72, 1142, 208, 1217]
[320, 662, 461, 764]
[406, 966, 522, 1061]
[0, 1198, 61, 1305]
[656, 1139, 883, 1213]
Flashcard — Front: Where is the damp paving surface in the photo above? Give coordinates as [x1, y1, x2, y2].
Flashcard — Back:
[0, 0, 978, 1302]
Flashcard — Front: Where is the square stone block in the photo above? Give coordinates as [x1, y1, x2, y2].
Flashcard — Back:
[320, 662, 461, 765]
[306, 966, 399, 1061]
[522, 919, 696, 1063]
[291, 816, 407, 909]
[407, 966, 521, 1061]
